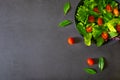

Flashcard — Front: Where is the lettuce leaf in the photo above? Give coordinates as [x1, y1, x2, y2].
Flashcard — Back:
[108, 32, 118, 38]
[76, 6, 88, 23]
[77, 22, 87, 36]
[84, 33, 92, 46]
[106, 18, 120, 32]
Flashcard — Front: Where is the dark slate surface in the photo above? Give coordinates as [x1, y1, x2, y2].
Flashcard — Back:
[0, 0, 120, 80]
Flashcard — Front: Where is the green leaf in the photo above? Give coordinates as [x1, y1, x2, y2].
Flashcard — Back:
[107, 23, 117, 32]
[84, 68, 97, 74]
[103, 12, 113, 21]
[108, 32, 118, 38]
[96, 37, 104, 47]
[88, 10, 99, 17]
[84, 33, 92, 46]
[76, 6, 88, 23]
[98, 0, 105, 12]
[98, 57, 104, 71]
[92, 27, 103, 39]
[106, 18, 120, 32]
[77, 22, 87, 36]
[64, 2, 71, 15]
[111, 1, 118, 7]
[58, 20, 72, 27]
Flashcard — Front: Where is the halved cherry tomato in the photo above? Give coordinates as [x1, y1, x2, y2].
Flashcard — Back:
[97, 17, 103, 26]
[106, 4, 112, 12]
[88, 15, 95, 23]
[86, 26, 92, 33]
[93, 7, 99, 13]
[87, 58, 94, 66]
[101, 32, 108, 40]
[68, 37, 75, 45]
[116, 24, 120, 33]
[113, 8, 119, 16]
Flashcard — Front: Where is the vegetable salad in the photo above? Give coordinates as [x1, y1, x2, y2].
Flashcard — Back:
[75, 0, 120, 46]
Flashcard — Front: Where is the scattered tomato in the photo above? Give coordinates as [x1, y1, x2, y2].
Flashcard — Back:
[68, 37, 75, 45]
[88, 15, 95, 23]
[116, 24, 120, 33]
[86, 26, 92, 33]
[113, 8, 119, 16]
[97, 17, 103, 26]
[101, 32, 108, 40]
[93, 7, 99, 13]
[106, 4, 112, 12]
[87, 58, 95, 66]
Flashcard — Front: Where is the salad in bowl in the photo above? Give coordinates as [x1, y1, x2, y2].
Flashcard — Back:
[75, 0, 120, 46]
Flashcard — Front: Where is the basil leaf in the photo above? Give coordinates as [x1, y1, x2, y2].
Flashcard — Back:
[84, 68, 97, 74]
[98, 57, 104, 71]
[58, 20, 72, 27]
[108, 32, 118, 38]
[84, 33, 92, 46]
[96, 37, 104, 47]
[64, 2, 71, 15]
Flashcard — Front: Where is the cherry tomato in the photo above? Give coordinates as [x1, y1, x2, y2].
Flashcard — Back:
[101, 32, 108, 40]
[68, 37, 75, 45]
[87, 58, 94, 66]
[93, 7, 99, 13]
[86, 26, 92, 33]
[113, 8, 119, 16]
[116, 24, 120, 33]
[88, 15, 95, 23]
[97, 17, 103, 26]
[106, 4, 112, 12]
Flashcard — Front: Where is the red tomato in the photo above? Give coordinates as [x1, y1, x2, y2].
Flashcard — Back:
[86, 26, 92, 33]
[93, 7, 99, 13]
[116, 25, 120, 33]
[106, 4, 112, 12]
[101, 32, 108, 40]
[97, 17, 103, 26]
[68, 37, 75, 45]
[87, 58, 94, 66]
[113, 8, 119, 16]
[88, 15, 95, 23]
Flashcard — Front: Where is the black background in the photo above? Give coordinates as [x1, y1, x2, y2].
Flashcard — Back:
[0, 0, 120, 80]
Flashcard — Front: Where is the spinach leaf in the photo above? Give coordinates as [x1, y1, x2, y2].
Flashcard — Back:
[64, 2, 71, 15]
[98, 57, 104, 71]
[96, 37, 104, 47]
[103, 11, 113, 21]
[84, 68, 97, 74]
[92, 27, 103, 39]
[111, 1, 118, 8]
[88, 10, 99, 17]
[58, 20, 72, 27]
[98, 0, 106, 12]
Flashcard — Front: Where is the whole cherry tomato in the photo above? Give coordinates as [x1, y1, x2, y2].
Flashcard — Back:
[68, 37, 75, 45]
[87, 58, 95, 66]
